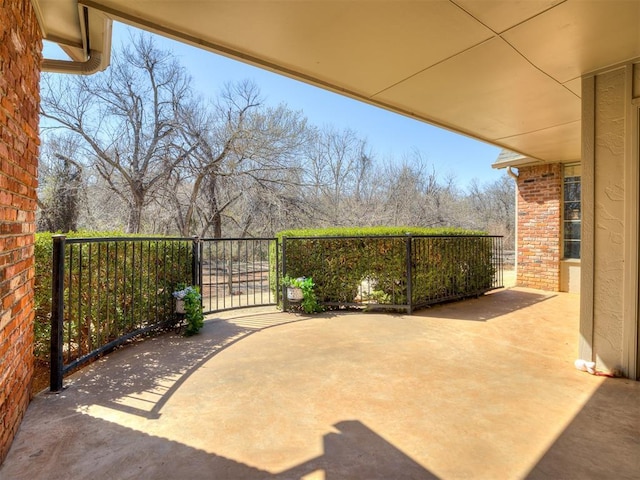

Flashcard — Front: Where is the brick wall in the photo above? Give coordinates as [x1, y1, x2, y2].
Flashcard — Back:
[0, 0, 41, 464]
[516, 164, 561, 291]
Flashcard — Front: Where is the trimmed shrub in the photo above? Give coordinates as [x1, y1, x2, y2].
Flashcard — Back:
[274, 227, 496, 309]
[34, 232, 193, 364]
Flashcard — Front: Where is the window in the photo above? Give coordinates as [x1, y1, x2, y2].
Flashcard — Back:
[563, 164, 581, 259]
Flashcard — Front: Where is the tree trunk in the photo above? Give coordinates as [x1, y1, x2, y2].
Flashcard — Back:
[212, 210, 222, 239]
[127, 195, 144, 233]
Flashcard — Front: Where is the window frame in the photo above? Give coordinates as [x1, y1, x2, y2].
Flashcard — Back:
[562, 163, 581, 260]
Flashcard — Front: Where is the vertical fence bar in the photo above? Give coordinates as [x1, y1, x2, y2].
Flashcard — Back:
[123, 242, 129, 338]
[275, 238, 280, 305]
[235, 241, 241, 307]
[215, 241, 221, 311]
[113, 242, 119, 340]
[245, 240, 250, 306]
[207, 241, 213, 312]
[222, 241, 228, 307]
[66, 245, 73, 364]
[229, 241, 235, 307]
[500, 237, 503, 286]
[170, 241, 175, 301]
[229, 241, 242, 307]
[251, 240, 256, 305]
[132, 242, 137, 330]
[217, 240, 222, 310]
[131, 241, 137, 331]
[236, 240, 240, 305]
[405, 235, 413, 314]
[76, 243, 83, 358]
[96, 243, 102, 350]
[137, 242, 143, 329]
[220, 240, 229, 308]
[153, 241, 158, 324]
[198, 240, 204, 308]
[105, 242, 111, 344]
[192, 237, 202, 311]
[87, 243, 93, 353]
[498, 236, 503, 287]
[192, 237, 201, 290]
[162, 241, 168, 316]
[50, 235, 66, 392]
[281, 237, 288, 310]
[101, 243, 107, 346]
[145, 241, 151, 326]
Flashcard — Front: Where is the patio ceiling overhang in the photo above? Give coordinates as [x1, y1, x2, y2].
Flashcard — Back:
[34, 0, 640, 164]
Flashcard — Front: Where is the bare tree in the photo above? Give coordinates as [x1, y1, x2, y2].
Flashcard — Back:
[37, 135, 85, 232]
[166, 80, 311, 237]
[376, 150, 459, 227]
[40, 33, 194, 233]
[466, 174, 515, 247]
[38, 30, 513, 239]
[303, 126, 373, 225]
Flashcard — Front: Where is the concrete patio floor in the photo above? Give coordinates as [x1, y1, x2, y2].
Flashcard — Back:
[1, 287, 639, 479]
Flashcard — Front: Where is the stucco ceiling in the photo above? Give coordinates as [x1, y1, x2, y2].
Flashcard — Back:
[34, 0, 640, 164]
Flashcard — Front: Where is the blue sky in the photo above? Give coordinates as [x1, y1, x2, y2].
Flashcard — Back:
[43, 22, 503, 188]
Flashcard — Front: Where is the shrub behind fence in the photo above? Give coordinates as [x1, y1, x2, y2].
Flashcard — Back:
[46, 235, 194, 390]
[280, 232, 502, 312]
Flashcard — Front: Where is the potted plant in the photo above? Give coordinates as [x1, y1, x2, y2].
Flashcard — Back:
[282, 275, 323, 314]
[172, 284, 204, 336]
[283, 276, 304, 302]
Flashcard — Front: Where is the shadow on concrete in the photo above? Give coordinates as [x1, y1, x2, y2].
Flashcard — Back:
[527, 377, 640, 479]
[0, 414, 436, 479]
[64, 314, 308, 420]
[277, 420, 437, 479]
[414, 288, 557, 322]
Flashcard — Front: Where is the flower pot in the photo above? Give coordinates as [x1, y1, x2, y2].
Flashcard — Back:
[175, 299, 186, 314]
[286, 286, 304, 302]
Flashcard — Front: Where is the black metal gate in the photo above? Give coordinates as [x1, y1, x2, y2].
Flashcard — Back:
[199, 238, 279, 314]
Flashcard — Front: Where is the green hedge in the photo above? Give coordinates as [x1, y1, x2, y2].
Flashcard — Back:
[34, 232, 193, 363]
[276, 226, 483, 238]
[274, 227, 496, 309]
[409, 235, 496, 305]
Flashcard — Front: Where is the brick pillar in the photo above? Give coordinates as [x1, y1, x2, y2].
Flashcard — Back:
[516, 164, 561, 291]
[0, 0, 42, 464]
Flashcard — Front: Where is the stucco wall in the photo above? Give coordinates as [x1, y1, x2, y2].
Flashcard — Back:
[0, 0, 41, 463]
[582, 61, 639, 377]
[515, 164, 561, 291]
[592, 69, 626, 371]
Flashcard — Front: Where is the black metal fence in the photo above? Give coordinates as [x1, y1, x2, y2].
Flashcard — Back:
[49, 234, 501, 390]
[281, 235, 503, 313]
[49, 235, 280, 391]
[410, 235, 503, 309]
[49, 235, 196, 391]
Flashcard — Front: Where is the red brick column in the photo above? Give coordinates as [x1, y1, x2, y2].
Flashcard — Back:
[516, 164, 561, 291]
[0, 0, 41, 464]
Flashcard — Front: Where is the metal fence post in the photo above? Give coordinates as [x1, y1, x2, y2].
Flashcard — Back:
[192, 237, 202, 311]
[191, 236, 201, 288]
[281, 237, 288, 310]
[496, 236, 503, 288]
[275, 238, 281, 304]
[406, 234, 413, 314]
[50, 235, 66, 392]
